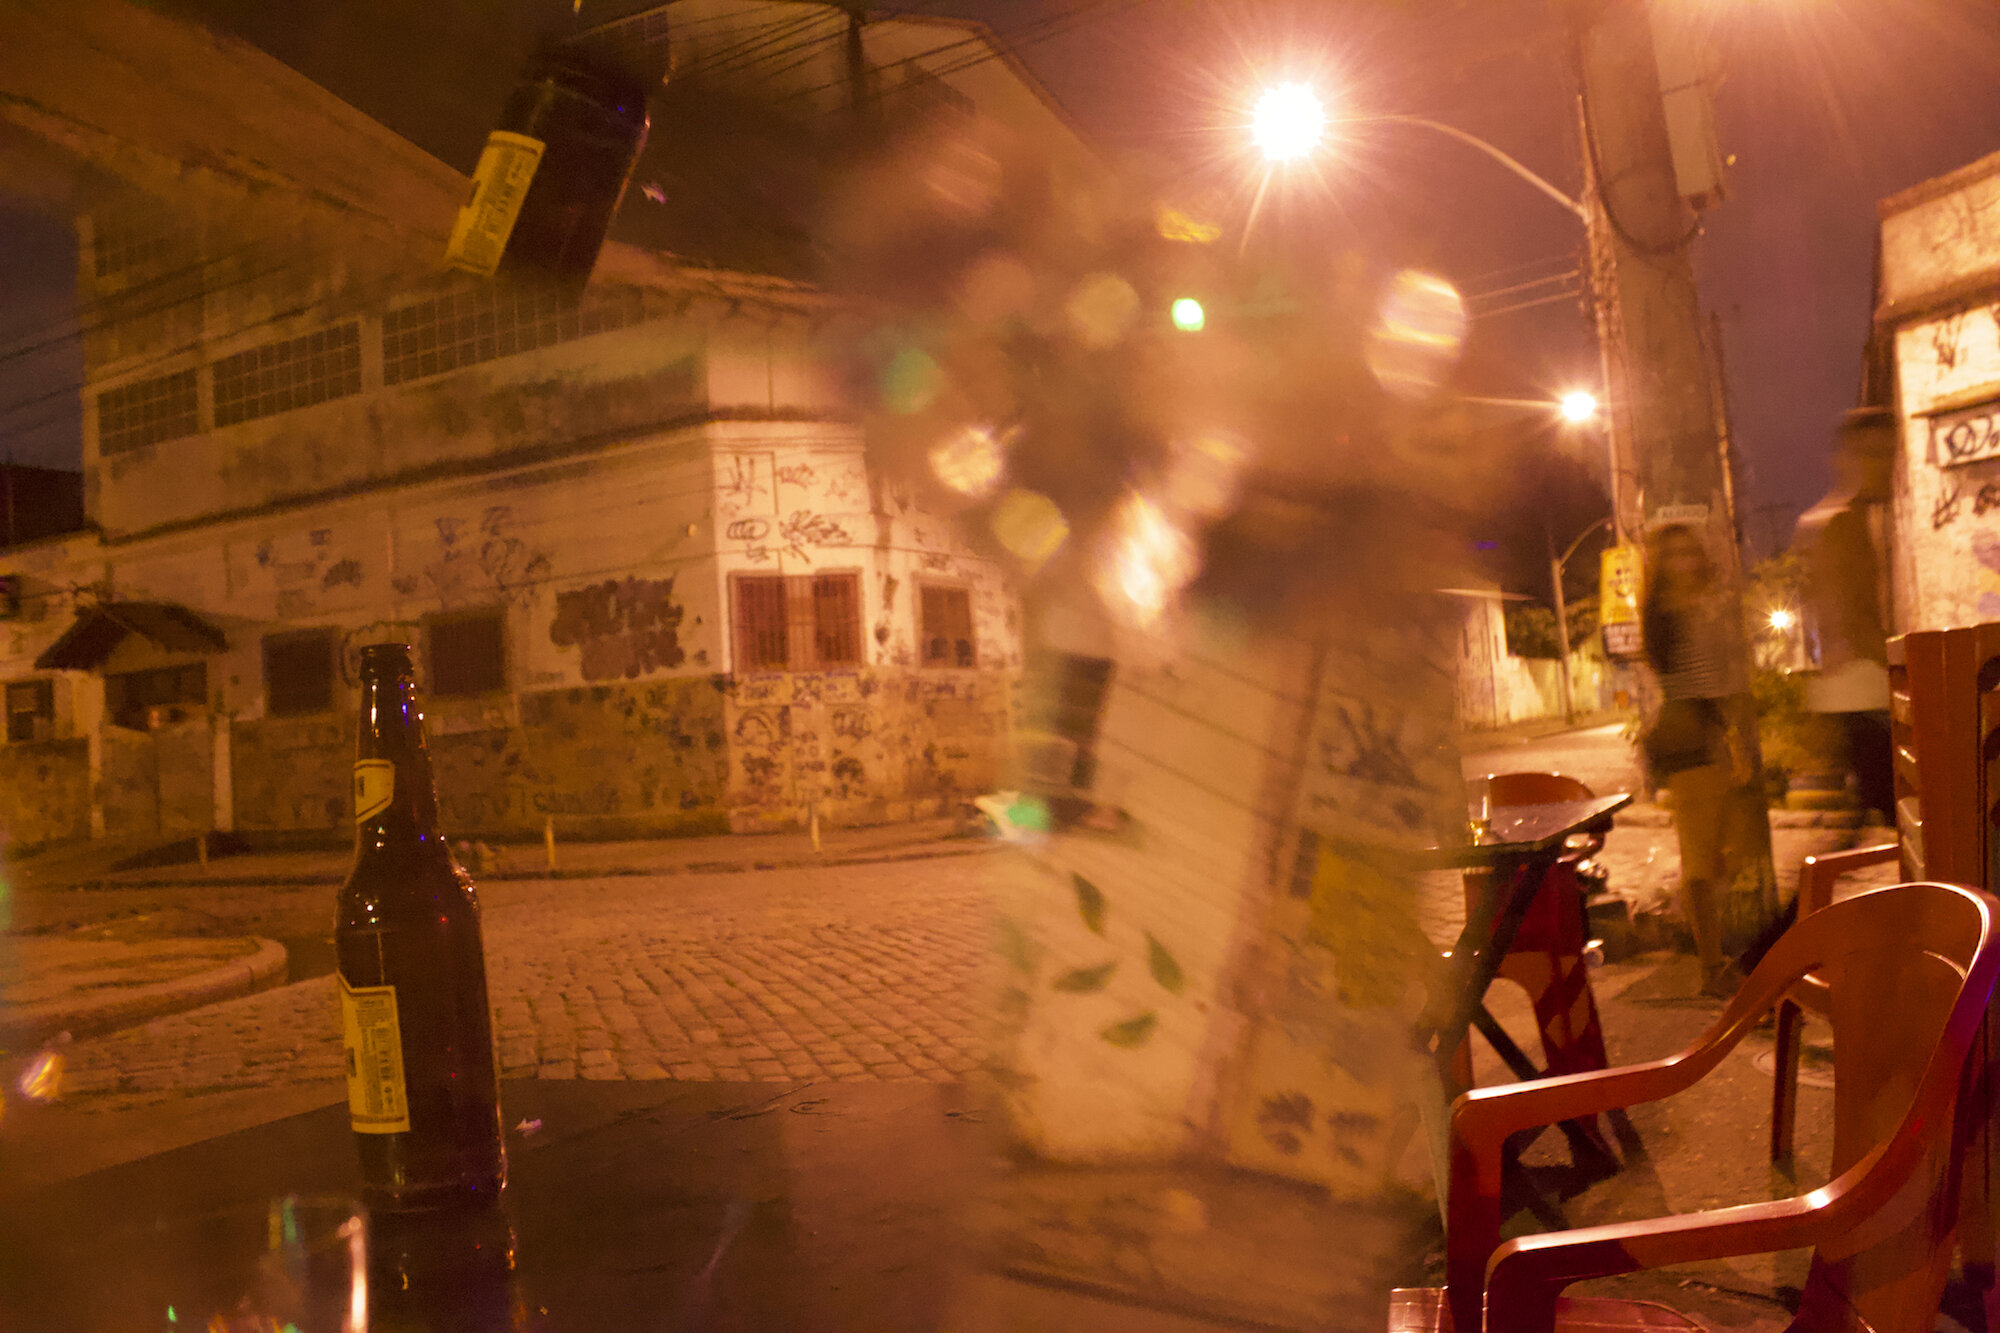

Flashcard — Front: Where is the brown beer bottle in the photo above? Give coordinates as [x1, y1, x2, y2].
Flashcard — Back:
[336, 642, 505, 1211]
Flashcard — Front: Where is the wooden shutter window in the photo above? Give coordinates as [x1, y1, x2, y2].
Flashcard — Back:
[734, 576, 791, 670]
[919, 585, 975, 667]
[732, 572, 862, 671]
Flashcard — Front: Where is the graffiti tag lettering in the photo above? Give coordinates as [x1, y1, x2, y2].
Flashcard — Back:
[779, 510, 849, 559]
[549, 577, 688, 680]
[1934, 481, 1965, 530]
[725, 518, 769, 541]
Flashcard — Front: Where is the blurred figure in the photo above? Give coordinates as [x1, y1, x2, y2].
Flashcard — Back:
[1640, 523, 1750, 996]
[1796, 407, 1895, 824]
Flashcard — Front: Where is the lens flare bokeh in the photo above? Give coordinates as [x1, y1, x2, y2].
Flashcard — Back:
[929, 425, 1009, 499]
[1364, 269, 1468, 400]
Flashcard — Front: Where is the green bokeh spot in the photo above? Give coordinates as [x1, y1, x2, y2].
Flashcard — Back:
[881, 347, 941, 415]
[1145, 933, 1185, 995]
[1052, 961, 1117, 993]
[1101, 1012, 1158, 1048]
[1072, 873, 1106, 935]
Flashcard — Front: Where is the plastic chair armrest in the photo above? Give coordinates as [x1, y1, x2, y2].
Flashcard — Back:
[1797, 842, 1900, 917]
[1481, 1194, 1829, 1333]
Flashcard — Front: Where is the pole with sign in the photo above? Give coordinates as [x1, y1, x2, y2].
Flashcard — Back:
[1599, 543, 1643, 660]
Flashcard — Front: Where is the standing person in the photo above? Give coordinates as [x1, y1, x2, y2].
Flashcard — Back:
[1797, 407, 1895, 825]
[1640, 523, 1753, 997]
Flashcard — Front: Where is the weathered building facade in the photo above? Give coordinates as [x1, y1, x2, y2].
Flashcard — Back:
[1877, 147, 2000, 632]
[0, 0, 1108, 850]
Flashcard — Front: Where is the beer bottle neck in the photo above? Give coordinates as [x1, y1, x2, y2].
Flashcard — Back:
[355, 671, 445, 857]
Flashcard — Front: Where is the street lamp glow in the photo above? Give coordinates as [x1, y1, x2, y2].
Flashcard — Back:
[1768, 608, 1797, 632]
[1251, 83, 1326, 164]
[1171, 297, 1206, 332]
[1559, 391, 1599, 424]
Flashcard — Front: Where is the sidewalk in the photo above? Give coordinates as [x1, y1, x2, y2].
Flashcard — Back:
[3, 816, 988, 892]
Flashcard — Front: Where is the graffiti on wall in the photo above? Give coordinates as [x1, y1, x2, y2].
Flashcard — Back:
[549, 576, 688, 681]
[416, 506, 552, 608]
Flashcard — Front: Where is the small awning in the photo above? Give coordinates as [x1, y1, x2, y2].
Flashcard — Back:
[34, 601, 227, 671]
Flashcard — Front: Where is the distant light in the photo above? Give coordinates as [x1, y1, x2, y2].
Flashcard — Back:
[18, 1051, 61, 1101]
[1171, 297, 1206, 332]
[930, 425, 1007, 499]
[1252, 83, 1326, 164]
[1559, 391, 1599, 424]
[1768, 608, 1796, 632]
[1095, 493, 1199, 628]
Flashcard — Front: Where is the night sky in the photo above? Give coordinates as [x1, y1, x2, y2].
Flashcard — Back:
[1, 0, 1996, 549]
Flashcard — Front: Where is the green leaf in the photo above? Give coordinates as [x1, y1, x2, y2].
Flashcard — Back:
[1052, 961, 1117, 993]
[1145, 933, 1185, 995]
[996, 917, 1038, 974]
[1073, 873, 1106, 934]
[1100, 1012, 1158, 1048]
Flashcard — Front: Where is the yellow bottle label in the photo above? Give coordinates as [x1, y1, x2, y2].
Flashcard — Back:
[444, 130, 546, 277]
[354, 760, 396, 823]
[339, 972, 411, 1134]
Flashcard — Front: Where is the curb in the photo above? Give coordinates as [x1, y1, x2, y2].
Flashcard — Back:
[51, 840, 999, 891]
[0, 938, 289, 1052]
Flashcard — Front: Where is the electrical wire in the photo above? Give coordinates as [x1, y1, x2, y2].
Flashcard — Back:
[1469, 286, 1585, 321]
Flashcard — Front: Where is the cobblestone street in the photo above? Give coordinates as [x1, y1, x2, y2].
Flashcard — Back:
[21, 723, 1882, 1116]
[48, 858, 995, 1109]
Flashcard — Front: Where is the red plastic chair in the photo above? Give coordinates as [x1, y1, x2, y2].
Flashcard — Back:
[1768, 841, 1900, 1164]
[1455, 774, 1609, 1091]
[1390, 880, 2000, 1333]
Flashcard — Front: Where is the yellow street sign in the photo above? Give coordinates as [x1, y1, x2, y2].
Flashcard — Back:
[1600, 544, 1642, 626]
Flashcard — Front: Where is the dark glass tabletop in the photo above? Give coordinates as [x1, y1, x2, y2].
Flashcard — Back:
[1421, 794, 1632, 869]
[0, 1080, 985, 1333]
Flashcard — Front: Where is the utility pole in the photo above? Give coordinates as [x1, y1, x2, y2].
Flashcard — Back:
[1563, 0, 1777, 946]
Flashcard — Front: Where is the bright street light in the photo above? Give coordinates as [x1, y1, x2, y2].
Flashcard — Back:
[1251, 83, 1326, 164]
[1559, 391, 1598, 424]
[1171, 297, 1206, 332]
[1768, 608, 1796, 632]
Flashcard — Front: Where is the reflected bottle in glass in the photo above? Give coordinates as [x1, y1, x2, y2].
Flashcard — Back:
[369, 1204, 529, 1333]
[337, 642, 505, 1211]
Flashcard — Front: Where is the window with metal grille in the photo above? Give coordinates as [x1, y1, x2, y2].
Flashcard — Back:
[212, 324, 363, 427]
[381, 282, 647, 386]
[919, 584, 976, 667]
[96, 369, 199, 455]
[5, 679, 53, 743]
[106, 663, 206, 730]
[263, 629, 338, 717]
[424, 608, 506, 697]
[732, 573, 862, 672]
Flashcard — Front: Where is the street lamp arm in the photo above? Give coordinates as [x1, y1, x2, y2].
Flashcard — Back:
[1560, 514, 1612, 569]
[1364, 115, 1588, 222]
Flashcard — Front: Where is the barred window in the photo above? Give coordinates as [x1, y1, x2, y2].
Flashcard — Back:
[96, 369, 199, 455]
[106, 663, 206, 730]
[732, 573, 862, 672]
[734, 576, 791, 671]
[424, 608, 506, 697]
[919, 584, 975, 667]
[381, 283, 647, 386]
[6, 679, 53, 743]
[263, 629, 338, 717]
[212, 324, 362, 427]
